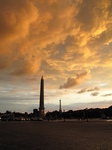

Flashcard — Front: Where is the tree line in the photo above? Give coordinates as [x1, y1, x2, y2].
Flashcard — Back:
[0, 106, 112, 121]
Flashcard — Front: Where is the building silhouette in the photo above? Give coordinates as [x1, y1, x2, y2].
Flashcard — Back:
[39, 76, 45, 119]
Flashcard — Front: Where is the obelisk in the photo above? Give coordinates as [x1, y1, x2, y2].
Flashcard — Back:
[59, 99, 62, 113]
[39, 76, 44, 119]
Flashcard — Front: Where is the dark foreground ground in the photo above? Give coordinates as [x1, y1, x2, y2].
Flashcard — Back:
[0, 120, 112, 150]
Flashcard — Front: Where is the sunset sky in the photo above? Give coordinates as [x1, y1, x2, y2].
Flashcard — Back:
[0, 0, 112, 113]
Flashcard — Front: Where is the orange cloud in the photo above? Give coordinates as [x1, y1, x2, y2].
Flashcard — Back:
[0, 0, 38, 43]
[59, 70, 90, 89]
[11, 57, 41, 76]
[0, 0, 40, 74]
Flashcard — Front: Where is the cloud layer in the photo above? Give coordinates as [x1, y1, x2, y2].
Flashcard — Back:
[0, 0, 112, 78]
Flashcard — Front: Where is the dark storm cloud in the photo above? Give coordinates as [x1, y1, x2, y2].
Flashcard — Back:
[59, 70, 90, 89]
[91, 92, 99, 96]
[77, 88, 87, 93]
[87, 87, 100, 92]
[101, 93, 112, 97]
[78, 87, 100, 94]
